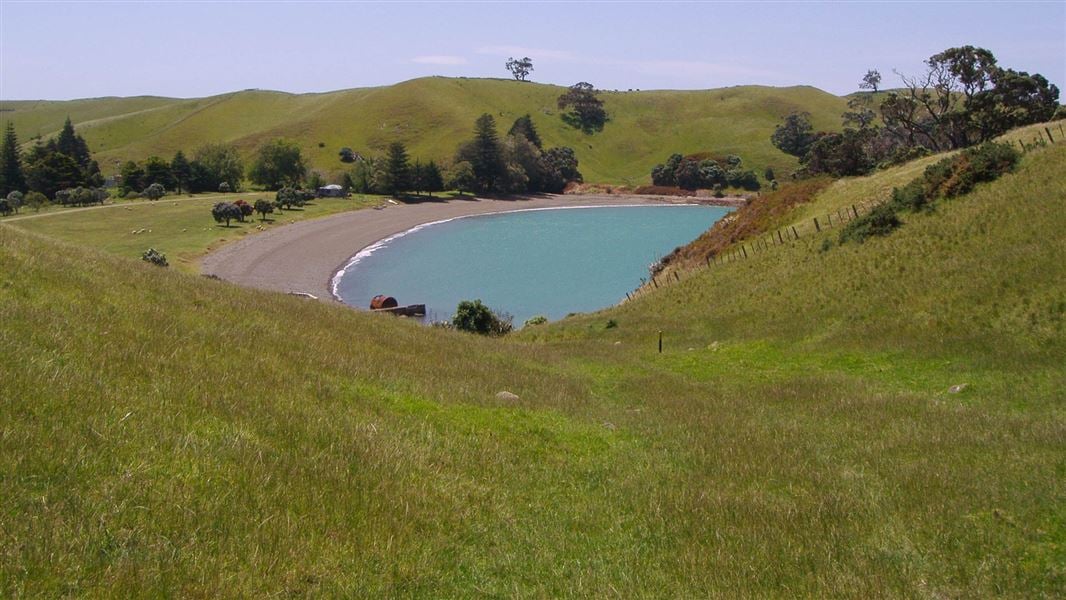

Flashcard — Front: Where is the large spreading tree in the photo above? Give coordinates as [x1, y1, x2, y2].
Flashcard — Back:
[248, 139, 307, 190]
[557, 82, 608, 133]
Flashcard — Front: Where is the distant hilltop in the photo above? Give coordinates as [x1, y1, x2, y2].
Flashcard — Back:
[0, 77, 848, 184]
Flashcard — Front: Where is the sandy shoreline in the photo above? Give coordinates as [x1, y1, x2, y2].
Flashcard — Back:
[201, 193, 740, 303]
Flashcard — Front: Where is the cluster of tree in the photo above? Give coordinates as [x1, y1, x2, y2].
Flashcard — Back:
[346, 144, 446, 197]
[1, 118, 105, 201]
[557, 83, 607, 133]
[771, 46, 1059, 178]
[451, 113, 582, 194]
[248, 139, 307, 190]
[210, 186, 318, 227]
[650, 153, 761, 191]
[347, 114, 582, 197]
[121, 144, 243, 195]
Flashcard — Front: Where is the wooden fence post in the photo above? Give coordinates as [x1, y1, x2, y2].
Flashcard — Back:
[658, 331, 663, 353]
[653, 278, 659, 288]
[814, 217, 821, 232]
[777, 230, 784, 244]
[1045, 127, 1056, 144]
[791, 226, 799, 239]
[741, 245, 748, 258]
[673, 271, 680, 282]
[851, 205, 859, 219]
[827, 213, 832, 226]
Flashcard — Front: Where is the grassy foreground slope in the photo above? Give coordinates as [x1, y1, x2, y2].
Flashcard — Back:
[1, 144, 1063, 596]
[1, 78, 845, 183]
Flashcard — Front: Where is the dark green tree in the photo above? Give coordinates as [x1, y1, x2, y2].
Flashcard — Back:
[557, 82, 608, 133]
[447, 161, 476, 196]
[54, 117, 91, 168]
[26, 151, 82, 199]
[465, 114, 504, 192]
[170, 151, 191, 194]
[249, 139, 307, 190]
[193, 143, 244, 192]
[142, 156, 173, 189]
[253, 198, 274, 221]
[382, 142, 411, 196]
[211, 201, 242, 227]
[120, 160, 145, 193]
[423, 160, 444, 196]
[508, 114, 543, 148]
[505, 57, 534, 81]
[860, 69, 882, 92]
[771, 112, 818, 158]
[1, 121, 26, 195]
[24, 191, 47, 212]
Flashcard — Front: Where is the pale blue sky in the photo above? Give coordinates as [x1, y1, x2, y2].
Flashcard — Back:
[1, 1, 1063, 100]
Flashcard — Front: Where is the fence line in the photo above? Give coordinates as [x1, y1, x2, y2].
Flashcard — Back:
[627, 128, 1063, 301]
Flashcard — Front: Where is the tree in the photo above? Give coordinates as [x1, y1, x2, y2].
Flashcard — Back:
[505, 57, 534, 81]
[763, 167, 775, 182]
[1, 121, 26, 196]
[508, 114, 543, 149]
[249, 139, 307, 190]
[460, 114, 505, 192]
[54, 117, 91, 168]
[339, 147, 357, 163]
[253, 198, 274, 221]
[542, 147, 582, 191]
[142, 156, 173, 189]
[275, 187, 298, 210]
[860, 69, 882, 93]
[881, 46, 1059, 151]
[193, 143, 243, 192]
[26, 151, 82, 199]
[381, 142, 411, 196]
[211, 201, 242, 227]
[22, 191, 46, 212]
[422, 161, 444, 196]
[0, 198, 11, 217]
[142, 182, 166, 201]
[557, 82, 608, 133]
[771, 112, 818, 158]
[447, 161, 476, 195]
[233, 199, 254, 221]
[119, 161, 145, 194]
[170, 151, 191, 194]
[5, 191, 22, 214]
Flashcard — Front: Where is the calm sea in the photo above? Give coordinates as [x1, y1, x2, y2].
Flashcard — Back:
[334, 205, 731, 325]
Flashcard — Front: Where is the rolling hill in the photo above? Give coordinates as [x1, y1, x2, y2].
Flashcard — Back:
[0, 77, 848, 184]
[0, 125, 1062, 595]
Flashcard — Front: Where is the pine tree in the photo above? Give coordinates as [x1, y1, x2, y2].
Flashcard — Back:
[54, 116, 91, 168]
[471, 114, 504, 192]
[0, 121, 26, 195]
[508, 114, 543, 149]
[171, 151, 191, 194]
[424, 161, 444, 197]
[383, 142, 410, 196]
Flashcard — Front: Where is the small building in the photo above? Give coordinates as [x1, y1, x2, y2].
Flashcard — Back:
[317, 184, 347, 198]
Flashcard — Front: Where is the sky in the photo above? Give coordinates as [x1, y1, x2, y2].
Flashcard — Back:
[1, 1, 1063, 100]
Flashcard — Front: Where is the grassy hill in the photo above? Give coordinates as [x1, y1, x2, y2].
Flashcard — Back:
[1, 126, 1062, 595]
[0, 78, 847, 184]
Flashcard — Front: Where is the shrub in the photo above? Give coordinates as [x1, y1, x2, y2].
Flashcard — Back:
[218, 182, 231, 193]
[839, 204, 902, 244]
[233, 199, 254, 221]
[141, 248, 168, 267]
[452, 299, 513, 336]
[6, 191, 23, 214]
[211, 202, 242, 226]
[889, 180, 930, 213]
[0, 198, 11, 217]
[142, 183, 165, 201]
[524, 315, 548, 327]
[253, 198, 274, 221]
[24, 191, 48, 212]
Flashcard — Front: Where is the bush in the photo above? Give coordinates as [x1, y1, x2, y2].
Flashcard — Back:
[141, 248, 168, 267]
[218, 182, 231, 193]
[253, 198, 274, 221]
[6, 191, 24, 214]
[0, 198, 11, 217]
[839, 204, 902, 244]
[211, 202, 242, 226]
[233, 199, 254, 221]
[24, 191, 48, 212]
[889, 180, 930, 213]
[452, 299, 513, 336]
[524, 315, 548, 327]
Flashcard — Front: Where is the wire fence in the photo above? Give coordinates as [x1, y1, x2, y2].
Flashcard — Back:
[625, 123, 1064, 302]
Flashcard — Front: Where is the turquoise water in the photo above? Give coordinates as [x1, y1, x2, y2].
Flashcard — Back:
[334, 205, 731, 324]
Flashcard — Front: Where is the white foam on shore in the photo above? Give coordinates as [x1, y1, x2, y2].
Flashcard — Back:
[329, 203, 707, 301]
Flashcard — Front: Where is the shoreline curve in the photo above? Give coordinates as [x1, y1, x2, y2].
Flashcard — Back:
[201, 193, 741, 305]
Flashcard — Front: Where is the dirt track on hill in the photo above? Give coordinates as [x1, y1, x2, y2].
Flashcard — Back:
[201, 194, 740, 303]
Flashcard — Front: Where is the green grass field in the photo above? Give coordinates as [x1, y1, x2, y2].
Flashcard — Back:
[0, 131, 1063, 596]
[4, 193, 383, 272]
[1, 77, 847, 185]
